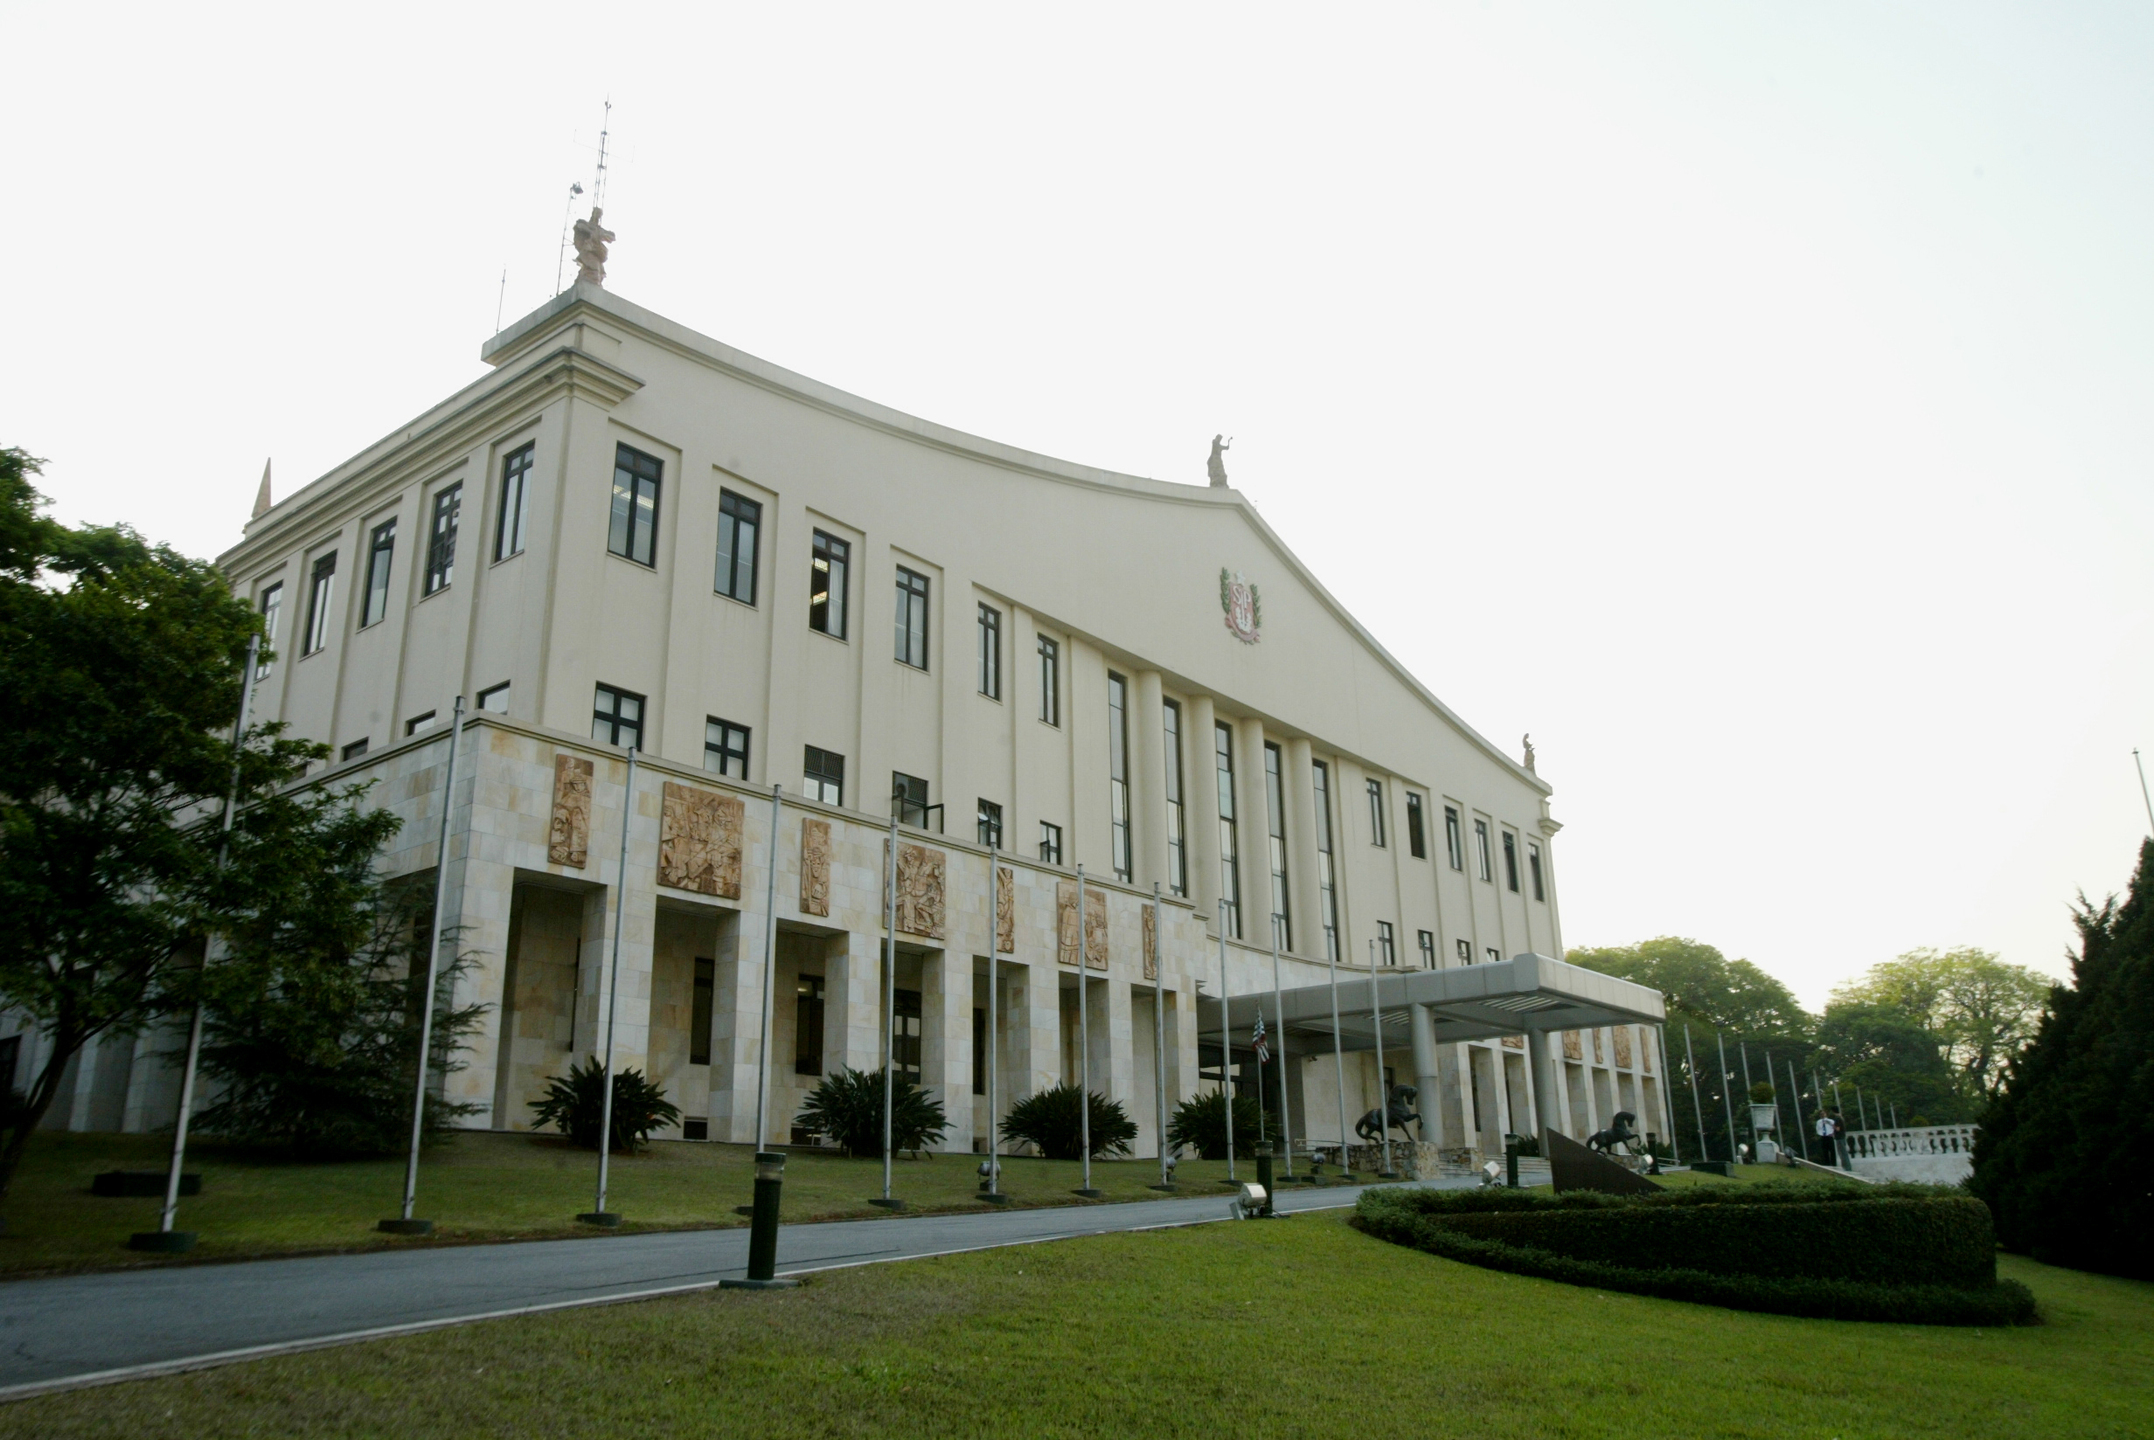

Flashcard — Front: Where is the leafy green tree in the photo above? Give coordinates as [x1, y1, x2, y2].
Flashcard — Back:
[0, 449, 325, 1199]
[1970, 841, 2154, 1279]
[1830, 947, 2050, 1103]
[1809, 1001, 1970, 1126]
[1567, 937, 1811, 1039]
[793, 1067, 950, 1157]
[998, 1082, 1138, 1160]
[1165, 1089, 1264, 1161]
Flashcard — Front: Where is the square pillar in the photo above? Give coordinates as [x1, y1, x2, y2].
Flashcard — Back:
[921, 947, 973, 1153]
[706, 911, 760, 1143]
[823, 931, 884, 1078]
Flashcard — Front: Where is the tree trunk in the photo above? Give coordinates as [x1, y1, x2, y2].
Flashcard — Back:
[0, 1027, 88, 1203]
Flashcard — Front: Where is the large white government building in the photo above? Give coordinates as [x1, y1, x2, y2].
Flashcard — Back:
[29, 275, 1675, 1162]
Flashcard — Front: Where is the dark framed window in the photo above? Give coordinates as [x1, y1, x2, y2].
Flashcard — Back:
[973, 1008, 987, 1095]
[608, 444, 661, 566]
[1366, 778, 1387, 847]
[794, 976, 825, 1075]
[977, 799, 1003, 849]
[303, 551, 336, 654]
[1418, 930, 1436, 968]
[893, 987, 923, 1082]
[1215, 722, 1240, 939]
[1376, 921, 1396, 967]
[715, 490, 760, 603]
[256, 583, 282, 676]
[496, 443, 533, 560]
[340, 738, 370, 761]
[1039, 821, 1063, 865]
[690, 958, 715, 1066]
[1528, 842, 1546, 902]
[361, 518, 395, 627]
[425, 483, 461, 595]
[1312, 759, 1339, 961]
[895, 567, 930, 669]
[405, 711, 437, 735]
[1445, 805, 1464, 871]
[977, 604, 1001, 698]
[477, 681, 510, 714]
[1406, 793, 1427, 859]
[1108, 673, 1132, 882]
[804, 746, 844, 805]
[1474, 819, 1493, 881]
[892, 771, 935, 829]
[1163, 699, 1187, 897]
[592, 684, 644, 749]
[1486, 946, 1501, 965]
[810, 531, 849, 637]
[705, 718, 750, 779]
[1457, 938, 1472, 964]
[1502, 831, 1521, 892]
[1037, 635, 1059, 725]
[1263, 741, 1290, 951]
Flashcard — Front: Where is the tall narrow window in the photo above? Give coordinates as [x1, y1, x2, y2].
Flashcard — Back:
[892, 771, 931, 827]
[425, 483, 461, 595]
[794, 976, 825, 1075]
[1444, 805, 1464, 871]
[1312, 760, 1339, 961]
[1418, 930, 1436, 968]
[1406, 794, 1427, 859]
[690, 958, 715, 1066]
[361, 518, 395, 627]
[1037, 635, 1059, 725]
[894, 567, 930, 669]
[893, 989, 923, 1082]
[1376, 921, 1396, 966]
[714, 490, 760, 603]
[1502, 831, 1521, 892]
[256, 583, 282, 676]
[1039, 821, 1063, 865]
[809, 531, 849, 637]
[495, 443, 533, 560]
[1474, 819, 1493, 881]
[977, 799, 1003, 848]
[1162, 699, 1187, 897]
[972, 1007, 987, 1095]
[608, 444, 661, 567]
[1215, 722, 1241, 939]
[1108, 673, 1132, 882]
[1366, 778, 1387, 847]
[803, 746, 844, 805]
[1263, 741, 1291, 951]
[1457, 939, 1473, 964]
[977, 604, 1001, 698]
[704, 718, 750, 779]
[592, 684, 643, 749]
[477, 681, 510, 714]
[1486, 946, 1501, 964]
[1528, 841, 1546, 901]
[303, 551, 336, 655]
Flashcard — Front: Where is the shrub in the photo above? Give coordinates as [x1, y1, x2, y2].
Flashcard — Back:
[999, 1083, 1138, 1160]
[1166, 1089, 1265, 1160]
[1355, 1184, 2036, 1326]
[528, 1058, 681, 1152]
[793, 1067, 949, 1158]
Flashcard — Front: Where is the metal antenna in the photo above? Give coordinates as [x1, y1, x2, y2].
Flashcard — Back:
[2135, 749, 2154, 837]
[495, 268, 507, 333]
[592, 99, 613, 210]
[554, 181, 585, 294]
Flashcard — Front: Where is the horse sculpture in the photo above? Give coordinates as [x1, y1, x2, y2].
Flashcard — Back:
[1586, 1110, 1639, 1155]
[1354, 1085, 1419, 1143]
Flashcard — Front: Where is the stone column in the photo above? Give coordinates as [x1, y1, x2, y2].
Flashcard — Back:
[1283, 737, 1322, 959]
[1526, 1029, 1559, 1145]
[1234, 716, 1274, 948]
[1408, 1003, 1446, 1148]
[1098, 973, 1132, 1107]
[1018, 960, 1063, 1099]
[823, 931, 885, 1078]
[705, 911, 759, 1143]
[922, 947, 973, 1153]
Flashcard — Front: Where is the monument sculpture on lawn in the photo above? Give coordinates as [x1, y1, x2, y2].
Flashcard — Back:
[1586, 1109, 1640, 1156]
[1354, 1084, 1419, 1143]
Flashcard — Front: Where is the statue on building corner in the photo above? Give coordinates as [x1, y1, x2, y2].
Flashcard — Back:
[1522, 733, 1536, 773]
[1207, 434, 1231, 487]
[573, 207, 616, 287]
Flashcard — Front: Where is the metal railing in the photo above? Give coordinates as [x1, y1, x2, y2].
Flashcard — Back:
[1845, 1123, 1978, 1160]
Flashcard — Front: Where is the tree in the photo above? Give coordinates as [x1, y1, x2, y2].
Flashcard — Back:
[793, 1068, 950, 1157]
[998, 1082, 1138, 1160]
[1567, 937, 1811, 1039]
[0, 448, 325, 1199]
[1970, 841, 2154, 1280]
[1809, 1001, 1969, 1126]
[1165, 1089, 1264, 1161]
[1830, 948, 2050, 1104]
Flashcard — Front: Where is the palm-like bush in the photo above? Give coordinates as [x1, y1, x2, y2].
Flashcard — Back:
[1166, 1089, 1265, 1160]
[998, 1082, 1138, 1160]
[794, 1067, 950, 1157]
[528, 1058, 681, 1152]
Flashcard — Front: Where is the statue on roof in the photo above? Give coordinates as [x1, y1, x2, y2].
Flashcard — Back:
[1207, 434, 1231, 487]
[573, 207, 616, 287]
[1522, 734, 1536, 772]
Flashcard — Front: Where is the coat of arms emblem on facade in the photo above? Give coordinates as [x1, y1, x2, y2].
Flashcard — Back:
[1219, 568, 1261, 644]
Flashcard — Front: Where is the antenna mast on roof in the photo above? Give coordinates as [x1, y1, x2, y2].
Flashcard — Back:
[592, 99, 612, 210]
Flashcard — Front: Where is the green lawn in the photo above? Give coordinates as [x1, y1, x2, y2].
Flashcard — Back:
[6, 1210, 2146, 1439]
[0, 1131, 1295, 1276]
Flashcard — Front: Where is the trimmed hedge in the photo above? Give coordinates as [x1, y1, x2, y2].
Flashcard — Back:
[1357, 1184, 2037, 1327]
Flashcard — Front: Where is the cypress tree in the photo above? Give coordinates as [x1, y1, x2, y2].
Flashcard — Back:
[1969, 839, 2154, 1278]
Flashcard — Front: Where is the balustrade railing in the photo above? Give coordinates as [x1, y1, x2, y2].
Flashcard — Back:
[1845, 1123, 1977, 1161]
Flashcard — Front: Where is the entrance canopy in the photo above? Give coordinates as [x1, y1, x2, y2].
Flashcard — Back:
[1199, 953, 1665, 1057]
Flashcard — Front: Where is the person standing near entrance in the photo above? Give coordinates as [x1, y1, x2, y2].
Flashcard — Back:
[1816, 1110, 1838, 1167]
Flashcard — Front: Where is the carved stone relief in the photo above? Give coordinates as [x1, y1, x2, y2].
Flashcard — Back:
[1591, 1028, 1604, 1064]
[995, 865, 1015, 954]
[1612, 1025, 1633, 1069]
[1142, 902, 1158, 981]
[1501, 1034, 1524, 1050]
[657, 782, 743, 898]
[799, 819, 831, 917]
[1641, 1032, 1654, 1074]
[1056, 882, 1108, 970]
[887, 842, 946, 940]
[1562, 1029, 1583, 1061]
[548, 754, 594, 868]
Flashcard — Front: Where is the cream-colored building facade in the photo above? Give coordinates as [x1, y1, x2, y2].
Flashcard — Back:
[25, 281, 1674, 1160]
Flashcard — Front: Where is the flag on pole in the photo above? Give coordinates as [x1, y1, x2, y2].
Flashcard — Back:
[1251, 1014, 1270, 1065]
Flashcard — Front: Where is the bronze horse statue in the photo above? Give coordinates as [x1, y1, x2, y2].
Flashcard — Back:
[1587, 1110, 1640, 1155]
[1354, 1085, 1419, 1143]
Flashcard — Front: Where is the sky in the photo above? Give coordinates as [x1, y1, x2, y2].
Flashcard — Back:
[6, 4, 2151, 1007]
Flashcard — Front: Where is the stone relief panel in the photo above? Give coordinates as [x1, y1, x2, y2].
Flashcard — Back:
[548, 754, 595, 868]
[1562, 1029, 1583, 1061]
[1056, 882, 1108, 970]
[1592, 1028, 1604, 1064]
[1142, 902, 1158, 981]
[1641, 1032, 1653, 1073]
[799, 819, 831, 917]
[657, 783, 742, 898]
[1613, 1025, 1634, 1068]
[995, 865, 1015, 954]
[1501, 1034, 1524, 1050]
[887, 841, 947, 940]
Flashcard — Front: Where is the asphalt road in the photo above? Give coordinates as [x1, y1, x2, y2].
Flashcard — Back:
[0, 1176, 1465, 1398]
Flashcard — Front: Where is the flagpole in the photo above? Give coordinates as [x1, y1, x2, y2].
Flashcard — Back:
[1367, 940, 1394, 1178]
[1715, 1030, 1738, 1164]
[1152, 883, 1171, 1190]
[875, 808, 899, 1208]
[1074, 866, 1098, 1197]
[753, 784, 781, 1150]
[986, 845, 1004, 1202]
[392, 695, 464, 1230]
[1739, 1042, 1757, 1159]
[1683, 1025, 1708, 1162]
[1217, 899, 1234, 1185]
[1269, 913, 1293, 1180]
[584, 743, 636, 1225]
[1328, 931, 1354, 1182]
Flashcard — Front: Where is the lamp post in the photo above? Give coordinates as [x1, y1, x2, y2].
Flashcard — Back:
[579, 743, 637, 1226]
[720, 1150, 800, 1290]
[1073, 866, 1100, 1198]
[1367, 940, 1395, 1179]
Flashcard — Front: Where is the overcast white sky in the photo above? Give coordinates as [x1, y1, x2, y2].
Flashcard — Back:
[7, 4, 2151, 1006]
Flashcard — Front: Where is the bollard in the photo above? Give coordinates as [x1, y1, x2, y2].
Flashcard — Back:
[1645, 1132, 1662, 1175]
[1505, 1134, 1520, 1189]
[721, 1152, 800, 1291]
[1255, 1150, 1275, 1216]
